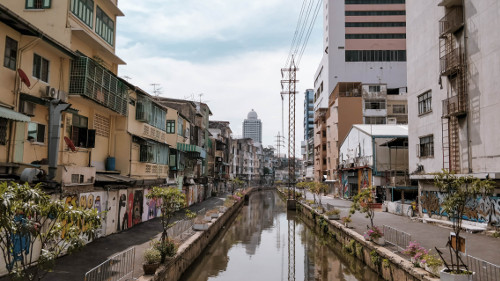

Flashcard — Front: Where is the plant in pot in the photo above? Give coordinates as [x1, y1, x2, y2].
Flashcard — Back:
[325, 208, 341, 220]
[422, 252, 444, 277]
[403, 241, 428, 267]
[143, 247, 161, 275]
[363, 225, 385, 245]
[341, 216, 352, 228]
[433, 171, 493, 280]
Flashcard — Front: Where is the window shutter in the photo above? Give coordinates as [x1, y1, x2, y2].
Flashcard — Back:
[43, 0, 51, 8]
[87, 129, 96, 148]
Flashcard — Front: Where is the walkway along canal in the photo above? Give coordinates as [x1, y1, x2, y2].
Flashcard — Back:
[178, 190, 382, 281]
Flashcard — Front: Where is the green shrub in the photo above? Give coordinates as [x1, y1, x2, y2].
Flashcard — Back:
[144, 247, 161, 264]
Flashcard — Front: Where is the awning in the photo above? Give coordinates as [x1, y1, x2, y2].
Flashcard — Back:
[177, 143, 206, 159]
[0, 106, 30, 122]
[95, 173, 136, 184]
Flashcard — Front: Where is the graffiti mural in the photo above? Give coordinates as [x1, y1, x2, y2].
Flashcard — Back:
[117, 191, 128, 231]
[127, 191, 134, 228]
[341, 172, 349, 199]
[133, 190, 143, 226]
[421, 191, 500, 224]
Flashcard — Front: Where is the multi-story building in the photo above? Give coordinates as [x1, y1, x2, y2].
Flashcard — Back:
[314, 0, 407, 111]
[303, 89, 314, 180]
[243, 109, 262, 144]
[407, 1, 500, 224]
[208, 121, 232, 193]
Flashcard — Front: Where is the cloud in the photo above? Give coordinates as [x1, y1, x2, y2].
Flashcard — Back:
[116, 0, 323, 153]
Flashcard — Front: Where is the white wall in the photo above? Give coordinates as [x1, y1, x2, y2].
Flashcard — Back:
[339, 127, 373, 167]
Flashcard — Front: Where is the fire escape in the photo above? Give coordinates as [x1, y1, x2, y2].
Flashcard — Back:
[439, 5, 466, 173]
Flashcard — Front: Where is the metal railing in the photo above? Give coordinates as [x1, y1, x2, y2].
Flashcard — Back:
[84, 247, 135, 281]
[383, 225, 411, 253]
[463, 254, 500, 281]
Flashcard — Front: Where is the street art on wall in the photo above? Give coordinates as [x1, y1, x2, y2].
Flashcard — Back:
[341, 172, 349, 199]
[117, 191, 128, 231]
[127, 191, 134, 228]
[358, 169, 371, 189]
[421, 191, 500, 225]
[133, 190, 143, 226]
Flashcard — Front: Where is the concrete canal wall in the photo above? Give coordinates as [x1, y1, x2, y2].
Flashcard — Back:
[151, 188, 254, 281]
[276, 190, 439, 281]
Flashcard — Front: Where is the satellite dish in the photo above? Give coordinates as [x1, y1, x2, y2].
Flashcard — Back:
[64, 136, 77, 152]
[18, 69, 31, 88]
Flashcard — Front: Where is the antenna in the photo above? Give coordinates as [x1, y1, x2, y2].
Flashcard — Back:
[151, 83, 162, 97]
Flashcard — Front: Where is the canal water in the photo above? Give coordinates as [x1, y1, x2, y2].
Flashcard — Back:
[179, 191, 382, 281]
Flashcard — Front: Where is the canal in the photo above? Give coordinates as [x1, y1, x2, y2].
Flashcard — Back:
[179, 191, 382, 281]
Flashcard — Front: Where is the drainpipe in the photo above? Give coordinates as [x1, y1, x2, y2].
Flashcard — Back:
[48, 100, 70, 180]
[462, 0, 472, 173]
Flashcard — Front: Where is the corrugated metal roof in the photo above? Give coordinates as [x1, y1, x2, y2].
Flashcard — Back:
[0, 106, 30, 122]
[353, 124, 408, 137]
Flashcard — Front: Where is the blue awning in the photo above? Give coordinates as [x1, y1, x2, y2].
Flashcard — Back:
[0, 106, 30, 122]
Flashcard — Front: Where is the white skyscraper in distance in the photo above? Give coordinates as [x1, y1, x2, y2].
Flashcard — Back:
[243, 109, 262, 144]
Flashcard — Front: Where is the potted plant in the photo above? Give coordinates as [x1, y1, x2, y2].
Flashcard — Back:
[422, 252, 444, 277]
[433, 171, 493, 280]
[341, 216, 352, 228]
[325, 208, 341, 220]
[143, 247, 161, 275]
[364, 226, 385, 245]
[403, 241, 428, 267]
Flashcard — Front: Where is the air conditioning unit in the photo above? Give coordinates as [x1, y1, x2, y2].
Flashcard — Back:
[45, 86, 57, 99]
[20, 101, 35, 116]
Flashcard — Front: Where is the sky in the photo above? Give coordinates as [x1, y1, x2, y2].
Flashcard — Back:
[115, 0, 323, 154]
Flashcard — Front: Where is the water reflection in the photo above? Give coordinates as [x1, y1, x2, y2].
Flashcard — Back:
[179, 191, 382, 281]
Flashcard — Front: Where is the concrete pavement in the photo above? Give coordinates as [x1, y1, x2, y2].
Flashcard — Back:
[0, 194, 228, 281]
[302, 190, 500, 265]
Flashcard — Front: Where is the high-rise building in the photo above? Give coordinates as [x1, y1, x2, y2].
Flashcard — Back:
[407, 0, 500, 218]
[303, 89, 314, 180]
[312, 0, 408, 183]
[243, 109, 262, 144]
[313, 0, 407, 111]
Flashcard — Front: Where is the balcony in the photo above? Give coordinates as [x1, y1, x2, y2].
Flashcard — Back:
[69, 56, 129, 116]
[439, 6, 464, 37]
[440, 47, 462, 76]
[442, 94, 467, 117]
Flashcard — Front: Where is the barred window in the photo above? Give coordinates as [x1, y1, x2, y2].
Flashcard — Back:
[26, 0, 51, 9]
[346, 33, 406, 39]
[345, 50, 406, 62]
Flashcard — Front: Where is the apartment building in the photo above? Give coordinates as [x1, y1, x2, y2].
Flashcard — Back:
[407, 0, 500, 224]
[243, 109, 262, 144]
[303, 89, 314, 180]
[208, 121, 233, 193]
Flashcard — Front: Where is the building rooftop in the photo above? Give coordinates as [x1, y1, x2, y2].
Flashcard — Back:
[353, 124, 408, 137]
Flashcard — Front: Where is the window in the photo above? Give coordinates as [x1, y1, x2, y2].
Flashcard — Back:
[369, 85, 380, 92]
[418, 91, 432, 115]
[365, 117, 386, 124]
[71, 114, 95, 148]
[71, 0, 94, 28]
[345, 10, 405, 16]
[0, 118, 8, 145]
[26, 0, 51, 9]
[346, 34, 406, 39]
[345, 22, 405, 27]
[419, 135, 434, 157]
[4, 37, 17, 70]
[33, 54, 49, 82]
[27, 122, 45, 143]
[345, 50, 406, 62]
[95, 6, 114, 46]
[392, 104, 406, 114]
[177, 117, 184, 136]
[166, 120, 175, 134]
[364, 100, 386, 110]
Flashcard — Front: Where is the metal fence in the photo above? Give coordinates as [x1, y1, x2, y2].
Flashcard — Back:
[84, 247, 135, 281]
[463, 254, 500, 281]
[383, 225, 412, 252]
[167, 208, 207, 241]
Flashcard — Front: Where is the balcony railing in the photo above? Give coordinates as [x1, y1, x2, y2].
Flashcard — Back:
[442, 94, 467, 117]
[69, 56, 129, 116]
[440, 47, 462, 76]
[439, 6, 464, 37]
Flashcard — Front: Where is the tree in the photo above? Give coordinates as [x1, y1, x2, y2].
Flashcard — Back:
[231, 177, 244, 194]
[434, 171, 494, 274]
[146, 187, 193, 263]
[0, 182, 101, 281]
[350, 186, 377, 228]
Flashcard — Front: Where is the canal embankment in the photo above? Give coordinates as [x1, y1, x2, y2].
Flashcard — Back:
[143, 187, 256, 281]
[277, 189, 438, 281]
